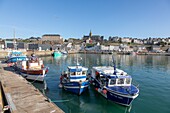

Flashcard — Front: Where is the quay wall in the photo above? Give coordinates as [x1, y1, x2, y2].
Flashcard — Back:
[0, 62, 64, 113]
[0, 50, 170, 59]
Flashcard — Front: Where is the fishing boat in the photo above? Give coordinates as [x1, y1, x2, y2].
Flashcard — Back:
[90, 57, 139, 106]
[15, 57, 49, 82]
[59, 60, 89, 95]
[52, 50, 62, 57]
[61, 50, 68, 55]
[6, 50, 27, 65]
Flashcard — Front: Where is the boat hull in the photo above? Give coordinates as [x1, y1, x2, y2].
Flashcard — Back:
[62, 81, 89, 95]
[91, 78, 138, 106]
[106, 90, 137, 106]
[52, 52, 62, 57]
[15, 66, 48, 82]
[7, 56, 27, 63]
[20, 73, 46, 82]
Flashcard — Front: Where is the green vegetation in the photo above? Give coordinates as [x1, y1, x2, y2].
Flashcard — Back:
[86, 43, 95, 48]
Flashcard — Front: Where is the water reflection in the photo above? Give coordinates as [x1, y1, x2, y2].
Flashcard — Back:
[37, 54, 170, 113]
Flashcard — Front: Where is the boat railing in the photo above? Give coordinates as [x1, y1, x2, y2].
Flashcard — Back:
[132, 80, 140, 88]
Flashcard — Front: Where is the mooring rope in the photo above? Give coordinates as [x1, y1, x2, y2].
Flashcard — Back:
[47, 98, 71, 103]
[30, 74, 42, 84]
[50, 99, 70, 103]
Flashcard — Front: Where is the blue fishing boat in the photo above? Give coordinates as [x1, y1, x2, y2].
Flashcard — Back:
[59, 62, 89, 95]
[90, 57, 139, 106]
[6, 50, 27, 64]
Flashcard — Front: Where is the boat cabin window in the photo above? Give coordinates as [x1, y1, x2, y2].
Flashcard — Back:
[100, 76, 105, 80]
[95, 71, 100, 79]
[117, 78, 124, 84]
[110, 79, 116, 85]
[100, 76, 107, 85]
[70, 72, 76, 76]
[82, 71, 86, 75]
[125, 78, 131, 84]
[77, 72, 81, 75]
[96, 74, 100, 81]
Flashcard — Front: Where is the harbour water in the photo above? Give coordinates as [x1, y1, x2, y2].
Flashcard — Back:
[33, 54, 170, 113]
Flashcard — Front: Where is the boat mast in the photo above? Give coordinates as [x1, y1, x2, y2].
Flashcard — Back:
[76, 54, 79, 67]
[13, 28, 17, 50]
[112, 55, 116, 75]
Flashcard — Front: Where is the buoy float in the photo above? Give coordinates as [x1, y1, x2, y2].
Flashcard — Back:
[102, 89, 107, 94]
[41, 64, 44, 68]
[7, 63, 13, 67]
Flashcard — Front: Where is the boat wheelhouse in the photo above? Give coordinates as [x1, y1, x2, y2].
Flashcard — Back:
[60, 65, 89, 95]
[6, 50, 27, 64]
[90, 66, 139, 106]
[52, 50, 62, 57]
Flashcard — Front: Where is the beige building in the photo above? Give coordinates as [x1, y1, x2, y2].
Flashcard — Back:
[42, 34, 63, 44]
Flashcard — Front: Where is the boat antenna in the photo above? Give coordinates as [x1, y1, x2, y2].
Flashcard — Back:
[76, 54, 80, 67]
[112, 55, 116, 74]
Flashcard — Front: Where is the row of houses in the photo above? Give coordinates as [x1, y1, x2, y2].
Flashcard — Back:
[81, 42, 170, 53]
[0, 39, 170, 53]
[109, 36, 170, 45]
[81, 31, 170, 46]
[1, 32, 170, 53]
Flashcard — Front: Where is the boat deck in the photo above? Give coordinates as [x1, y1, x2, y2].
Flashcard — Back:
[0, 62, 64, 113]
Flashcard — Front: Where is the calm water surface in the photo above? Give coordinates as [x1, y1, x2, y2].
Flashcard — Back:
[33, 54, 170, 113]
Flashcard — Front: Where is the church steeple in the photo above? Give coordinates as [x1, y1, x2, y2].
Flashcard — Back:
[89, 30, 92, 38]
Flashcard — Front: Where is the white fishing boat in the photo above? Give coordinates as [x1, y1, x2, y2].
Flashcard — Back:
[15, 57, 49, 82]
[90, 57, 139, 106]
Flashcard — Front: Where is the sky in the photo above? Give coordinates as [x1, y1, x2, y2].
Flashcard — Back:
[0, 0, 170, 39]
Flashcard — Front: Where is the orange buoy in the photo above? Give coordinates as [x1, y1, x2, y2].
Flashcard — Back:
[7, 63, 12, 67]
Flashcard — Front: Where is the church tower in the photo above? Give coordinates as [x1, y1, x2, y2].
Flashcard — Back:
[89, 30, 92, 38]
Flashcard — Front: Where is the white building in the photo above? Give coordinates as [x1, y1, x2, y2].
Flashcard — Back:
[121, 38, 132, 43]
[133, 39, 143, 44]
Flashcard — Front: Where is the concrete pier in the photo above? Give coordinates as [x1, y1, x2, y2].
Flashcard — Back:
[0, 63, 64, 113]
